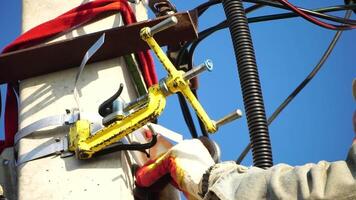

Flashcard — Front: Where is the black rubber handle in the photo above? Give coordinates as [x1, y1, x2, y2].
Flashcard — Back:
[98, 83, 124, 117]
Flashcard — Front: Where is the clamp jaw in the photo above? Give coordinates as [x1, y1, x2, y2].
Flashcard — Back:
[69, 16, 243, 159]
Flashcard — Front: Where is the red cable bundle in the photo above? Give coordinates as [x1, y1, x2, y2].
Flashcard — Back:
[0, 0, 158, 153]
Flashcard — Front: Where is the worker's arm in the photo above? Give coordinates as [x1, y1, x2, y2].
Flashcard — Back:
[203, 112, 356, 200]
[202, 143, 356, 200]
[204, 112, 356, 200]
[136, 132, 356, 200]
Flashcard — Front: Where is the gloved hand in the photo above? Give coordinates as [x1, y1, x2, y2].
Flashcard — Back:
[135, 139, 215, 200]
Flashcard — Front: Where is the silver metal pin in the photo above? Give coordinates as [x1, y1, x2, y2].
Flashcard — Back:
[151, 16, 178, 36]
[215, 109, 243, 128]
[183, 59, 213, 81]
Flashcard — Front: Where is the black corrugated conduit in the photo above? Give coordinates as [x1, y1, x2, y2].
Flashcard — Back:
[222, 0, 273, 169]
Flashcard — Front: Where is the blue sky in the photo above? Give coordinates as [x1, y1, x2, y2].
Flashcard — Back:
[0, 0, 355, 167]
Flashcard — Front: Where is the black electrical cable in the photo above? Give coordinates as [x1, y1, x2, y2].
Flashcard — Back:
[95, 133, 158, 157]
[177, 92, 199, 138]
[176, 68, 209, 137]
[186, 4, 356, 71]
[245, 4, 265, 13]
[187, 21, 227, 69]
[247, 4, 356, 24]
[251, 0, 356, 25]
[243, 0, 356, 29]
[236, 10, 353, 164]
[193, 89, 209, 137]
[173, 45, 201, 138]
[196, 0, 222, 16]
[180, 3, 356, 73]
[199, 4, 356, 40]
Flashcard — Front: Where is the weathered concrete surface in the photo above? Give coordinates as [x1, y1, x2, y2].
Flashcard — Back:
[17, 1, 149, 199]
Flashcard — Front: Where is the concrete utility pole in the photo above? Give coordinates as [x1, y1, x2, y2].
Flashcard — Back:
[15, 1, 148, 199]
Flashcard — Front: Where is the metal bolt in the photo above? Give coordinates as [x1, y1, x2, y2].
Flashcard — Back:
[183, 59, 214, 81]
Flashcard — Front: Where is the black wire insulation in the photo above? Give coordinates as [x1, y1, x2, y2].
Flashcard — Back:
[236, 10, 353, 165]
[222, 0, 273, 169]
[245, 4, 265, 13]
[185, 4, 356, 71]
[95, 133, 158, 157]
[196, 0, 222, 16]
[247, 4, 356, 24]
[193, 89, 209, 136]
[172, 45, 201, 138]
[244, 0, 356, 25]
[181, 3, 356, 71]
[177, 92, 199, 138]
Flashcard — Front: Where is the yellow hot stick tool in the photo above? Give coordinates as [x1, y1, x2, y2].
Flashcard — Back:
[69, 16, 242, 159]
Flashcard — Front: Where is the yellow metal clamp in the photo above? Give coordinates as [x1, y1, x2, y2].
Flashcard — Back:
[69, 16, 242, 159]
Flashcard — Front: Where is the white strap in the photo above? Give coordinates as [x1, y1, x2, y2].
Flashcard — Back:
[74, 33, 105, 109]
[16, 137, 70, 166]
[14, 113, 77, 144]
[14, 112, 103, 144]
[15, 114, 103, 166]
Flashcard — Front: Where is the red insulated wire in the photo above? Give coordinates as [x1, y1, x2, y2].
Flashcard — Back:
[137, 52, 153, 87]
[276, 0, 355, 30]
[144, 50, 158, 85]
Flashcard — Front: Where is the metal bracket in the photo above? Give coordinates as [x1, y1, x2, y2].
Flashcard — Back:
[0, 12, 198, 84]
